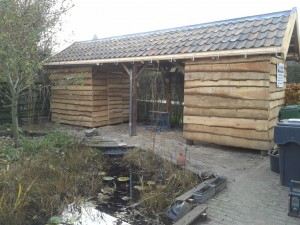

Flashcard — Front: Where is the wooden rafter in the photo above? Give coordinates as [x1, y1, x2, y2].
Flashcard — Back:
[282, 9, 298, 60]
[295, 16, 300, 59]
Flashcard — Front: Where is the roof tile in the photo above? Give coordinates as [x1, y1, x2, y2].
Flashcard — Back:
[47, 9, 292, 63]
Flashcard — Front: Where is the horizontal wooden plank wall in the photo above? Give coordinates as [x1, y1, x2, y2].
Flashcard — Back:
[50, 67, 97, 127]
[93, 70, 129, 125]
[183, 56, 285, 151]
[50, 66, 129, 128]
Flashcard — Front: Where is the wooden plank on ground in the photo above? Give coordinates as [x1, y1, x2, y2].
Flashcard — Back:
[173, 204, 208, 225]
[176, 179, 215, 202]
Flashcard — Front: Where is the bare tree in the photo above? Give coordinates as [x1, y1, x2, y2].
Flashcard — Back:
[0, 0, 72, 146]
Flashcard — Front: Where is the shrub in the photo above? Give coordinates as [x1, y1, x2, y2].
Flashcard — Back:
[21, 131, 74, 155]
[0, 141, 104, 225]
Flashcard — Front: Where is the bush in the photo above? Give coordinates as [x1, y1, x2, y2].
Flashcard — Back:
[0, 131, 75, 164]
[0, 145, 21, 162]
[0, 143, 105, 225]
[21, 131, 74, 155]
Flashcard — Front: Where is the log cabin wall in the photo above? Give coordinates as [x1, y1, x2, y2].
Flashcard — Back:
[183, 56, 286, 151]
[49, 66, 129, 128]
[92, 68, 129, 125]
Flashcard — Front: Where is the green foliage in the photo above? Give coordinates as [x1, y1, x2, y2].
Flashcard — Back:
[0, 145, 21, 162]
[0, 131, 74, 163]
[21, 131, 74, 155]
[0, 0, 72, 146]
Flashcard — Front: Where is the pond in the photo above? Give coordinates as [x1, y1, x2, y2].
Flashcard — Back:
[60, 148, 206, 225]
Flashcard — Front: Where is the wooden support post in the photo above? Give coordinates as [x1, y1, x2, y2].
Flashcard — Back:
[130, 64, 137, 136]
[122, 63, 146, 136]
[164, 72, 172, 116]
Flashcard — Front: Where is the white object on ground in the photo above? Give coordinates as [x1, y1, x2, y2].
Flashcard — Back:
[61, 202, 130, 225]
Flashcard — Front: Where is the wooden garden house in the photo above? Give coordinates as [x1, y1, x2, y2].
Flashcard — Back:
[44, 8, 300, 151]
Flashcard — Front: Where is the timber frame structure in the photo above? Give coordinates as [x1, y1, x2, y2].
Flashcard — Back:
[45, 8, 300, 151]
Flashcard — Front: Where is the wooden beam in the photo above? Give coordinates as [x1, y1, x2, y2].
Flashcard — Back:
[121, 63, 145, 136]
[121, 63, 131, 77]
[164, 72, 172, 114]
[173, 204, 208, 225]
[295, 16, 300, 59]
[282, 9, 298, 60]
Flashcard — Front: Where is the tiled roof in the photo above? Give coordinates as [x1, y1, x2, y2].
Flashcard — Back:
[46, 9, 295, 64]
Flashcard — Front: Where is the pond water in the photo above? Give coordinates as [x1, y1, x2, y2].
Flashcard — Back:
[59, 148, 202, 225]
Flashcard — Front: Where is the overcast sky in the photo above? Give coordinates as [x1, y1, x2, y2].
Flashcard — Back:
[55, 0, 300, 52]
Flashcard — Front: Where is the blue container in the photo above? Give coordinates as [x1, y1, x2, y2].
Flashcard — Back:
[274, 119, 300, 186]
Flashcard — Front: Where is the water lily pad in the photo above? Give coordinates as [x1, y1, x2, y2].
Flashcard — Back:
[117, 176, 129, 182]
[103, 176, 114, 181]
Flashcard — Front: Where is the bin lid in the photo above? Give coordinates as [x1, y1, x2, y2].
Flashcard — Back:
[277, 119, 300, 127]
[281, 105, 300, 110]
